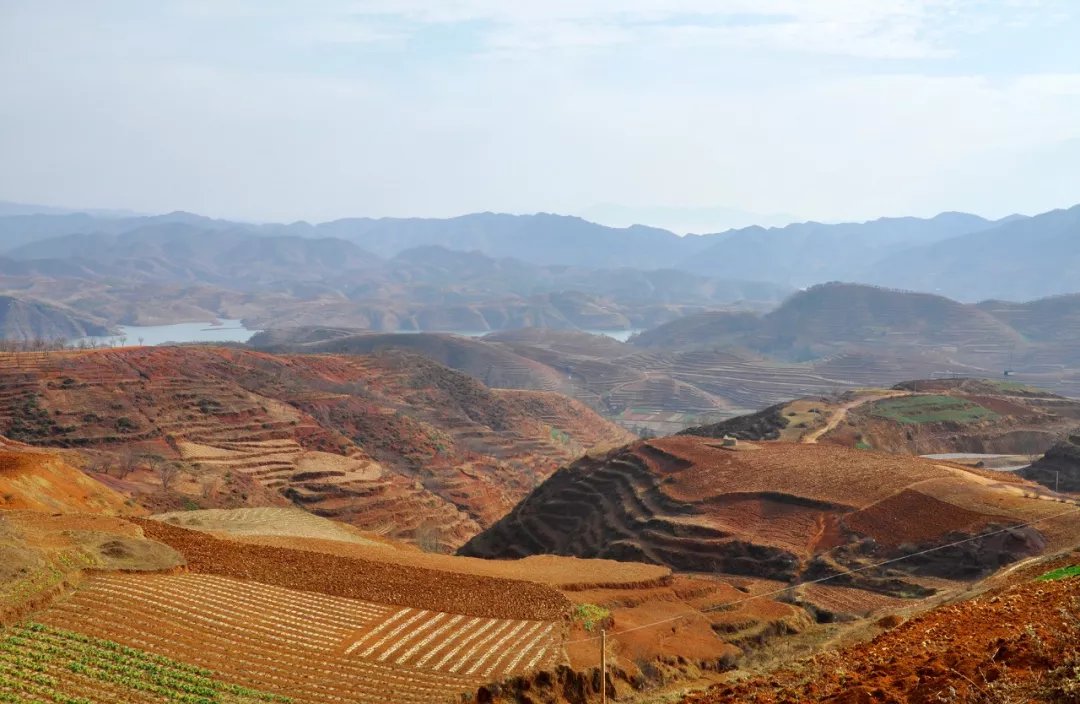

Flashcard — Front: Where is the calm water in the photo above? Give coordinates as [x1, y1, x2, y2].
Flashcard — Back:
[79, 320, 260, 347]
[396, 328, 641, 341]
[80, 322, 639, 347]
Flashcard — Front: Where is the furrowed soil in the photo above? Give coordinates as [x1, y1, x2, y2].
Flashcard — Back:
[135, 518, 570, 621]
[462, 438, 1073, 590]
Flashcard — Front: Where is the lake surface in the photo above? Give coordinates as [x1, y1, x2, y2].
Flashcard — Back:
[80, 320, 260, 347]
[80, 323, 640, 347]
[394, 328, 641, 341]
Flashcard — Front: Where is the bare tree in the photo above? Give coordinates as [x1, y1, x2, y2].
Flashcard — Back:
[145, 455, 183, 493]
[200, 474, 219, 500]
[415, 519, 442, 554]
[115, 447, 140, 479]
[160, 462, 184, 493]
[85, 454, 111, 475]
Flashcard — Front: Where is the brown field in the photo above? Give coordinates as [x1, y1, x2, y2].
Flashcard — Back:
[219, 531, 672, 589]
[136, 518, 569, 621]
[152, 506, 393, 547]
[797, 583, 910, 619]
[38, 572, 562, 703]
[684, 567, 1080, 704]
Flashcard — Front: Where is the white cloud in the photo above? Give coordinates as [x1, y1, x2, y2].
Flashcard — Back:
[0, 0, 1077, 224]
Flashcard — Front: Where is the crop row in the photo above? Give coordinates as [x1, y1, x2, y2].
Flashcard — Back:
[74, 574, 560, 680]
[101, 574, 390, 641]
[0, 622, 287, 704]
[40, 579, 488, 703]
[344, 606, 558, 677]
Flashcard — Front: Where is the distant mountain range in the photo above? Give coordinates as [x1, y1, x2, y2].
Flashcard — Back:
[1, 201, 1075, 303]
[0, 201, 1078, 343]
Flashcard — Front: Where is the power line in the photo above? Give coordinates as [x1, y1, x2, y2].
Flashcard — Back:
[566, 503, 1080, 645]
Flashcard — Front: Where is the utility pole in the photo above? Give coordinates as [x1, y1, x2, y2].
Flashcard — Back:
[600, 629, 607, 704]
[1056, 470, 1060, 494]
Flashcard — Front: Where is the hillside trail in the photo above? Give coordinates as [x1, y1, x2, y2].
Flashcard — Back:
[801, 391, 908, 444]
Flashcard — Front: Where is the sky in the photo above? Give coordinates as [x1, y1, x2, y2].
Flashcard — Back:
[1, 1, 1079, 232]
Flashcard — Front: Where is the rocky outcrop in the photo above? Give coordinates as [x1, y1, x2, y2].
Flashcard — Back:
[1021, 435, 1080, 493]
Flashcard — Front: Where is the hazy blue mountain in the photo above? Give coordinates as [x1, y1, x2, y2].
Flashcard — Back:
[0, 295, 112, 341]
[676, 212, 1010, 285]
[578, 203, 799, 234]
[5, 224, 380, 288]
[314, 212, 701, 269]
[3, 204, 1078, 303]
[870, 204, 1080, 302]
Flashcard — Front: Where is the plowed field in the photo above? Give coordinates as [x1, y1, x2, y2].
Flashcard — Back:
[135, 518, 570, 621]
[38, 573, 563, 704]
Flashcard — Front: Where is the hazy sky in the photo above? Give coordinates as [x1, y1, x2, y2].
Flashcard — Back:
[1, 1, 1079, 230]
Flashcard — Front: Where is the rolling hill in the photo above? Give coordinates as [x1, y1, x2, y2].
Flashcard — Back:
[0, 346, 631, 547]
[631, 282, 1023, 361]
[255, 281, 1080, 437]
[0, 295, 112, 342]
[461, 436, 1076, 591]
[685, 378, 1080, 457]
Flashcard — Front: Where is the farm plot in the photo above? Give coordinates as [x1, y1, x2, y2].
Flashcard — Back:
[151, 507, 388, 548]
[868, 395, 998, 425]
[38, 573, 563, 704]
[0, 622, 286, 704]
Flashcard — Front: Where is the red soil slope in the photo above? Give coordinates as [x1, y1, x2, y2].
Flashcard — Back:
[684, 570, 1080, 704]
[0, 441, 137, 515]
[462, 438, 1074, 592]
[0, 347, 631, 547]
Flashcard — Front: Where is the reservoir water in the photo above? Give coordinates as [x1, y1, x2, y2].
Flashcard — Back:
[80, 320, 260, 347]
[80, 322, 640, 347]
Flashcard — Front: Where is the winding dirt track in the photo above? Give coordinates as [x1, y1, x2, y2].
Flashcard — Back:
[801, 392, 907, 444]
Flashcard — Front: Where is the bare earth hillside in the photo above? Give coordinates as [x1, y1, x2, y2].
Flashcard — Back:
[0, 346, 631, 547]
[684, 378, 1080, 459]
[461, 438, 1078, 591]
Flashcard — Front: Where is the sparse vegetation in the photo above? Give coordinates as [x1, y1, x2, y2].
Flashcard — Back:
[0, 622, 289, 704]
[869, 395, 998, 425]
[573, 603, 611, 632]
[1038, 565, 1080, 581]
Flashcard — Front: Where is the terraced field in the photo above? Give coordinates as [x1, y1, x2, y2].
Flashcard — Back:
[38, 573, 563, 704]
[0, 346, 631, 547]
[462, 438, 1076, 591]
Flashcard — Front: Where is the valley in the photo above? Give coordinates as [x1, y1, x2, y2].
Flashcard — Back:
[2, 206, 1080, 704]
[6, 6, 1080, 701]
[1, 347, 1078, 703]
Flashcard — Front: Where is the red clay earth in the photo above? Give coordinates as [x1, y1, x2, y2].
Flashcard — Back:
[461, 437, 1071, 589]
[0, 346, 631, 547]
[135, 518, 570, 621]
[683, 572, 1080, 704]
[0, 445, 139, 515]
[841, 489, 1014, 549]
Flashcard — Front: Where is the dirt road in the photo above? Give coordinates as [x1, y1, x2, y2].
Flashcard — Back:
[801, 391, 907, 444]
